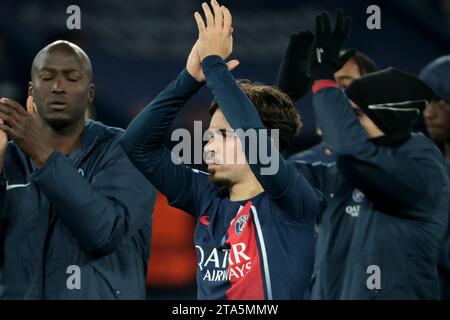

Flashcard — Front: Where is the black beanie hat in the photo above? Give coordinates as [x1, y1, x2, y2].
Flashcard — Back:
[345, 67, 433, 145]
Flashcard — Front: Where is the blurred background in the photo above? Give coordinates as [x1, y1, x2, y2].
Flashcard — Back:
[1, 0, 449, 299]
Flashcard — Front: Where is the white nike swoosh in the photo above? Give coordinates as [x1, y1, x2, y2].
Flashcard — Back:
[6, 182, 31, 191]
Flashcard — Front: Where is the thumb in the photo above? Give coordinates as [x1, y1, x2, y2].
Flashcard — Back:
[26, 95, 37, 117]
[226, 59, 240, 71]
[338, 48, 356, 69]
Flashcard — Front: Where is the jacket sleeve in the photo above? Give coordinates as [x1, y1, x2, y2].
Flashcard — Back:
[313, 81, 443, 217]
[120, 69, 211, 217]
[289, 159, 333, 192]
[202, 55, 325, 223]
[31, 140, 157, 255]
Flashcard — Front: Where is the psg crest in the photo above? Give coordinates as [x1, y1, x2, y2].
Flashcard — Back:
[235, 215, 249, 236]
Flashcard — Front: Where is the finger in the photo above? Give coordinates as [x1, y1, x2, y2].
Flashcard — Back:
[210, 0, 223, 29]
[342, 16, 352, 39]
[334, 9, 344, 35]
[322, 12, 331, 34]
[226, 59, 240, 71]
[300, 33, 315, 60]
[27, 95, 37, 117]
[295, 30, 311, 47]
[0, 124, 10, 132]
[0, 103, 23, 123]
[0, 98, 26, 116]
[194, 11, 206, 33]
[315, 14, 323, 34]
[304, 30, 314, 40]
[222, 5, 232, 32]
[0, 124, 14, 138]
[0, 110, 20, 129]
[202, 2, 214, 29]
[338, 48, 356, 68]
[0, 124, 11, 132]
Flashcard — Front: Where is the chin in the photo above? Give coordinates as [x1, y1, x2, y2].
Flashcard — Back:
[44, 113, 83, 131]
[427, 128, 446, 142]
[208, 170, 232, 191]
[44, 117, 73, 131]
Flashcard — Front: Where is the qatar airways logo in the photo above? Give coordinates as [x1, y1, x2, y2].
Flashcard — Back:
[196, 242, 252, 282]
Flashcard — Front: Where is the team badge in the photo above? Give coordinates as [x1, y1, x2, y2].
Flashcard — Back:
[235, 215, 249, 236]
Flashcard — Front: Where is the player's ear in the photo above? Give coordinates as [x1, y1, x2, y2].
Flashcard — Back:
[88, 83, 95, 105]
[28, 81, 33, 96]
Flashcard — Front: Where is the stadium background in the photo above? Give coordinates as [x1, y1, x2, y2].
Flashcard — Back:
[0, 0, 449, 299]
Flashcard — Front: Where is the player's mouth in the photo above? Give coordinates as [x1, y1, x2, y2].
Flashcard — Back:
[205, 158, 221, 171]
[48, 98, 69, 110]
[425, 122, 443, 132]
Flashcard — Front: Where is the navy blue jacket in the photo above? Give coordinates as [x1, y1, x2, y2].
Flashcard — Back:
[295, 82, 449, 299]
[0, 120, 156, 299]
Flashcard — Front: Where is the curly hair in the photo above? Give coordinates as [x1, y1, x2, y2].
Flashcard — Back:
[209, 79, 302, 151]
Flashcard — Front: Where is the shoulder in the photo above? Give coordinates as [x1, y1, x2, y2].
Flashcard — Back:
[403, 133, 441, 154]
[288, 143, 334, 164]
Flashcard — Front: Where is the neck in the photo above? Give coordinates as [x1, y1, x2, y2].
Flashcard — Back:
[229, 172, 264, 202]
[42, 119, 85, 155]
[444, 142, 450, 163]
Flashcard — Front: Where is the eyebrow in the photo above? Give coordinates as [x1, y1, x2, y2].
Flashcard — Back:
[38, 67, 81, 74]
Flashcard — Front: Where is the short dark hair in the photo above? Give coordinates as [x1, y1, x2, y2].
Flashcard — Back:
[351, 51, 378, 76]
[209, 79, 302, 151]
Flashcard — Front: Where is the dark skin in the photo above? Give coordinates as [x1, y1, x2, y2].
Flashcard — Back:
[423, 96, 450, 162]
[0, 41, 94, 168]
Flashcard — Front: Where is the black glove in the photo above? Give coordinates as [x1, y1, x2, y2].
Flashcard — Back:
[277, 30, 314, 102]
[308, 9, 352, 81]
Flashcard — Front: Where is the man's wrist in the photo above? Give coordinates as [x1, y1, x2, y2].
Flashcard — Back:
[183, 68, 204, 85]
[201, 55, 226, 74]
[310, 62, 336, 82]
[33, 148, 54, 168]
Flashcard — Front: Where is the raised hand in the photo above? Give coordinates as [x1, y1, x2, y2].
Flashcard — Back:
[308, 9, 352, 81]
[194, 0, 234, 62]
[186, 40, 239, 83]
[0, 96, 53, 168]
[277, 30, 314, 102]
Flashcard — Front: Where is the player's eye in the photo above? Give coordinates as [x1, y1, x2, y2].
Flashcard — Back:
[40, 73, 53, 81]
[66, 72, 80, 82]
[218, 129, 228, 138]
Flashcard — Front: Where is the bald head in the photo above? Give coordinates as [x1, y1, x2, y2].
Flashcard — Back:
[29, 40, 95, 131]
[31, 40, 93, 82]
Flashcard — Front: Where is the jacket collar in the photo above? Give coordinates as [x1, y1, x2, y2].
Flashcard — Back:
[77, 119, 121, 162]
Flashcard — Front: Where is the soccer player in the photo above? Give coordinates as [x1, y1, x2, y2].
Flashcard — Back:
[0, 41, 156, 299]
[121, 0, 325, 300]
[293, 10, 449, 299]
[420, 56, 450, 299]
